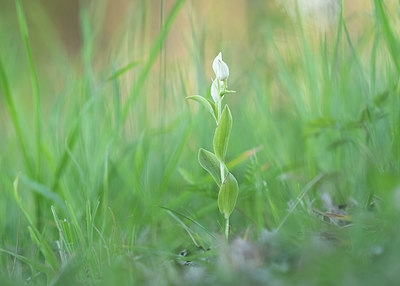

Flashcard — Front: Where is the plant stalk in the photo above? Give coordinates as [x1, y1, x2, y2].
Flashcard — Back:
[218, 81, 230, 242]
[225, 217, 230, 241]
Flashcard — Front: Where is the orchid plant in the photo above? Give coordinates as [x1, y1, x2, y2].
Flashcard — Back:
[187, 52, 238, 241]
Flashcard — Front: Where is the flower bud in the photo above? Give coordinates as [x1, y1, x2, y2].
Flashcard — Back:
[211, 79, 222, 103]
[212, 52, 229, 81]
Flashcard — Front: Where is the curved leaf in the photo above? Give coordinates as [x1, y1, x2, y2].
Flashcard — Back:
[218, 172, 239, 219]
[206, 98, 218, 121]
[186, 95, 217, 122]
[213, 105, 232, 161]
[198, 148, 227, 187]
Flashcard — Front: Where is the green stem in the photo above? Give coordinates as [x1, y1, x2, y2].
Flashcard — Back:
[217, 96, 226, 181]
[217, 80, 229, 242]
[225, 217, 230, 241]
[220, 162, 225, 182]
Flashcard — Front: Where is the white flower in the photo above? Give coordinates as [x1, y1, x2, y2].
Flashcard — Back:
[211, 79, 222, 103]
[212, 52, 229, 81]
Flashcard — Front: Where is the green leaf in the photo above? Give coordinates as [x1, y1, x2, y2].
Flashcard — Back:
[186, 95, 217, 122]
[221, 89, 236, 96]
[213, 105, 232, 161]
[206, 98, 218, 121]
[374, 0, 400, 73]
[13, 176, 60, 271]
[107, 61, 140, 81]
[218, 173, 239, 219]
[0, 58, 33, 175]
[19, 174, 66, 211]
[65, 201, 85, 245]
[0, 248, 52, 275]
[178, 167, 196, 184]
[16, 0, 42, 180]
[27, 225, 59, 271]
[198, 148, 228, 187]
[373, 90, 390, 107]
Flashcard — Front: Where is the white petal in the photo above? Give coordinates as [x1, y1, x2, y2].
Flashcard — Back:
[212, 52, 222, 77]
[211, 79, 220, 103]
[211, 79, 224, 102]
[219, 61, 229, 81]
[212, 52, 229, 81]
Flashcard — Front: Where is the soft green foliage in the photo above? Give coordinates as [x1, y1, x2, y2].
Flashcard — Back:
[198, 148, 226, 186]
[218, 173, 239, 219]
[0, 0, 400, 285]
[190, 52, 238, 240]
[213, 105, 232, 162]
[186, 95, 217, 122]
[13, 177, 59, 272]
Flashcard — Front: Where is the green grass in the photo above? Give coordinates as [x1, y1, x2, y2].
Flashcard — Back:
[1, 0, 400, 285]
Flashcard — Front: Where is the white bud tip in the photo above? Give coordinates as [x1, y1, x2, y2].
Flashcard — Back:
[212, 52, 229, 81]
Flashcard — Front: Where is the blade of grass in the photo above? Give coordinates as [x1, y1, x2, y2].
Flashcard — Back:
[0, 249, 52, 275]
[15, 0, 41, 179]
[157, 120, 192, 198]
[374, 0, 400, 73]
[161, 206, 216, 239]
[18, 174, 66, 211]
[0, 58, 33, 175]
[51, 123, 79, 191]
[65, 201, 85, 246]
[226, 145, 264, 170]
[16, 0, 43, 229]
[51, 7, 100, 194]
[107, 61, 140, 82]
[50, 76, 104, 193]
[276, 173, 325, 232]
[342, 21, 368, 93]
[332, 0, 344, 76]
[13, 176, 60, 271]
[121, 0, 187, 122]
[51, 206, 74, 258]
[373, 0, 400, 164]
[166, 210, 200, 247]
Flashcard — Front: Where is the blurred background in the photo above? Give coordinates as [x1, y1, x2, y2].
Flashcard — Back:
[0, 0, 390, 70]
[1, 0, 394, 131]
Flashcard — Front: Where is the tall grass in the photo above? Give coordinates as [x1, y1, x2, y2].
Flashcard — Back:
[0, 0, 399, 285]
